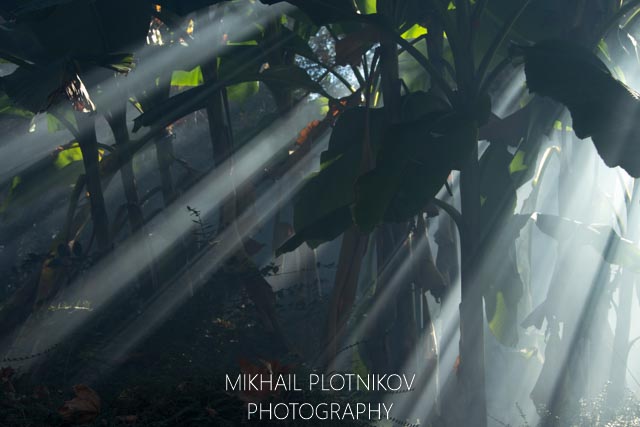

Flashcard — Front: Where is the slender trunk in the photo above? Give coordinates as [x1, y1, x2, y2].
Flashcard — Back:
[458, 139, 488, 427]
[74, 111, 110, 252]
[107, 105, 144, 231]
[154, 73, 176, 205]
[107, 103, 160, 297]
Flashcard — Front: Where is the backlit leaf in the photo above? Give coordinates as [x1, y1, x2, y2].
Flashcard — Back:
[519, 39, 640, 177]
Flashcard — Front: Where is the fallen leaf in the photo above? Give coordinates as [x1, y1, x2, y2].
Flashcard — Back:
[58, 384, 101, 424]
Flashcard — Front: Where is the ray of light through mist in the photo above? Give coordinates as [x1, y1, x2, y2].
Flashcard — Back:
[1, 99, 323, 360]
[67, 132, 331, 382]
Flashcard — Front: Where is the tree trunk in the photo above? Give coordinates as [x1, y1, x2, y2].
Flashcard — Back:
[106, 102, 159, 298]
[153, 73, 176, 205]
[107, 104, 144, 232]
[458, 139, 488, 427]
[74, 111, 110, 252]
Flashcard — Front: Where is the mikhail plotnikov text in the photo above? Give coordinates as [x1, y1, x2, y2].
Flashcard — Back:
[225, 373, 416, 421]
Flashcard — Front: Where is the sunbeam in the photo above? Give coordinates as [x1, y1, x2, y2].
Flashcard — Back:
[1, 99, 322, 360]
[68, 130, 330, 382]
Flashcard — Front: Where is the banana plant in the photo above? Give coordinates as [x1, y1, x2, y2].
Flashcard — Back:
[258, 1, 535, 424]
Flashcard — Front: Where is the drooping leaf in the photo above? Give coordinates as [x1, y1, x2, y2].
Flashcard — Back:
[276, 205, 353, 256]
[518, 39, 640, 177]
[280, 107, 387, 253]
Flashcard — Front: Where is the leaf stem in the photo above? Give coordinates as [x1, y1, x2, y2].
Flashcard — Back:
[476, 0, 531, 92]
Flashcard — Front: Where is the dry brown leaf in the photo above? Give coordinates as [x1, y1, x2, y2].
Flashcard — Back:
[58, 384, 101, 424]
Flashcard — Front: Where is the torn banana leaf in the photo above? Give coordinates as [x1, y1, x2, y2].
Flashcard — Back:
[519, 39, 640, 177]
